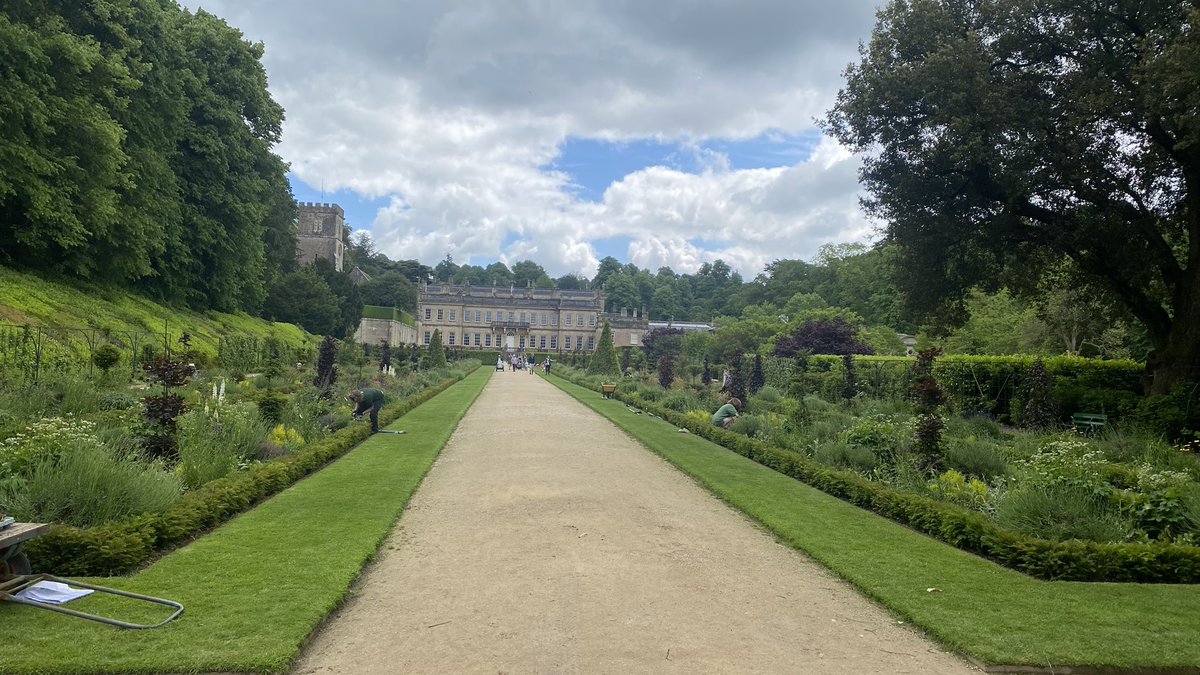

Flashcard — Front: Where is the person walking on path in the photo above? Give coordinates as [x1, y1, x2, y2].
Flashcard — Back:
[349, 387, 386, 433]
[712, 397, 741, 429]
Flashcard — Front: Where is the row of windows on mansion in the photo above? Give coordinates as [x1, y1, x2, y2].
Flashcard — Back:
[423, 328, 599, 352]
[423, 307, 599, 328]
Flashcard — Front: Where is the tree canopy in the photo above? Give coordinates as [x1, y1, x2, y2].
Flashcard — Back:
[825, 0, 1200, 392]
[0, 2, 296, 312]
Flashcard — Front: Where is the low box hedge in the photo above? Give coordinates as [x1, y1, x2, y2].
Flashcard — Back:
[25, 370, 473, 576]
[570, 374, 1200, 583]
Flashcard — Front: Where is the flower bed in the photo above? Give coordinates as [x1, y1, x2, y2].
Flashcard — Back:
[554, 367, 1200, 583]
[22, 367, 475, 575]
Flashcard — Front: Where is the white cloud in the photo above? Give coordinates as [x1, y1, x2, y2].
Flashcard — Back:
[186, 0, 881, 278]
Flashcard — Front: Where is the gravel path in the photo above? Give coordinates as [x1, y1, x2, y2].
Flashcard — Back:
[294, 370, 975, 674]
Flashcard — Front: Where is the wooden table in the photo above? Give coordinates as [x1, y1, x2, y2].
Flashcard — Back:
[0, 522, 48, 578]
[0, 521, 185, 629]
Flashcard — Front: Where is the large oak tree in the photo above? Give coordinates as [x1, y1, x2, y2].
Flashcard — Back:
[825, 0, 1200, 393]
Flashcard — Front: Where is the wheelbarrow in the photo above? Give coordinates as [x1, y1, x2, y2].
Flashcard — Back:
[0, 520, 184, 629]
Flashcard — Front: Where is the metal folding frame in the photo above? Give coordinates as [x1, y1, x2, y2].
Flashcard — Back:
[0, 573, 184, 630]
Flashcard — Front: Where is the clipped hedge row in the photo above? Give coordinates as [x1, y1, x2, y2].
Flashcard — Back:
[25, 369, 475, 576]
[562, 373, 1199, 583]
[764, 354, 1145, 422]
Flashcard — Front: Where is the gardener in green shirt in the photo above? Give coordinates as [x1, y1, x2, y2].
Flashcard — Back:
[350, 387, 385, 433]
[712, 397, 742, 429]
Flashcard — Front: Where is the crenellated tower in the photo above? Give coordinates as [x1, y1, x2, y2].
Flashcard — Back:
[295, 202, 345, 272]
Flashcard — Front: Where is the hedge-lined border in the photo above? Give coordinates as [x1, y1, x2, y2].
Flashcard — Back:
[26, 367, 479, 576]
[555, 372, 1200, 584]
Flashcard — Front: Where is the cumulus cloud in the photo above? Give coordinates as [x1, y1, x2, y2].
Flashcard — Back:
[186, 0, 882, 278]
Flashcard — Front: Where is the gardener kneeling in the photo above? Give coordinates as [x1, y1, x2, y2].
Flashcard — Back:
[349, 387, 385, 433]
[712, 397, 741, 429]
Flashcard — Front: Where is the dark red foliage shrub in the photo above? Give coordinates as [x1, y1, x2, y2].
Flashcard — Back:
[658, 352, 675, 389]
[774, 318, 875, 357]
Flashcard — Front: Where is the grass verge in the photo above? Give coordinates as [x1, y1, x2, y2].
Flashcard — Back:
[0, 265, 313, 363]
[548, 375, 1200, 672]
[0, 367, 491, 674]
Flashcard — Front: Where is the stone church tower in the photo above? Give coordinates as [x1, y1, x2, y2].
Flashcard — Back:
[295, 202, 344, 272]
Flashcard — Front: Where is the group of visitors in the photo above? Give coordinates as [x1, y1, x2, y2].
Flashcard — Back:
[494, 354, 552, 374]
[350, 357, 733, 435]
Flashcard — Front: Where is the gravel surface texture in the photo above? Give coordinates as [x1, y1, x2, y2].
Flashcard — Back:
[294, 371, 975, 674]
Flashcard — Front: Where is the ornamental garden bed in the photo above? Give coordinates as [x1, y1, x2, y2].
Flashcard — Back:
[0, 336, 476, 576]
[552, 362, 1200, 583]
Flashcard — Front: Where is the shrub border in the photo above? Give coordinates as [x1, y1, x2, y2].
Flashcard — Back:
[556, 373, 1200, 584]
[25, 368, 477, 576]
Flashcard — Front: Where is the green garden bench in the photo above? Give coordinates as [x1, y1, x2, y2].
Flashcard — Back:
[1072, 412, 1108, 432]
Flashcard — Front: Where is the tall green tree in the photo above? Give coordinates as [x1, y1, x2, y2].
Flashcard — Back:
[360, 271, 417, 311]
[263, 267, 340, 335]
[555, 273, 588, 290]
[484, 261, 515, 287]
[312, 258, 363, 338]
[0, 4, 135, 278]
[157, 8, 286, 311]
[603, 272, 641, 314]
[512, 259, 552, 288]
[592, 256, 623, 289]
[825, 0, 1200, 393]
[434, 254, 458, 282]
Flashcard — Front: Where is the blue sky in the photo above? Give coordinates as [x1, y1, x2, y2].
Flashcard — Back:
[198, 1, 879, 278]
[547, 130, 824, 202]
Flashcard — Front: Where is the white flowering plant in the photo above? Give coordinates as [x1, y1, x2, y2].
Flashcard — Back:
[0, 416, 104, 478]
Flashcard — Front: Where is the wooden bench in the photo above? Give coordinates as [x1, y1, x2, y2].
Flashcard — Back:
[1072, 413, 1108, 433]
[601, 383, 617, 399]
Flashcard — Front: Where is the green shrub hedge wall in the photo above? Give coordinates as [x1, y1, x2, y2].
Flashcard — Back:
[557, 371, 1199, 583]
[764, 355, 1144, 423]
[25, 369, 474, 576]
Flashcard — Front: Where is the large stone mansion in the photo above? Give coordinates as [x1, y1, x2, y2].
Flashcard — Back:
[292, 201, 704, 352]
[417, 283, 649, 353]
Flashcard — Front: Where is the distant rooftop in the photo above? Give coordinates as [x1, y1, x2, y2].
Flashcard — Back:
[426, 284, 596, 294]
[647, 321, 713, 333]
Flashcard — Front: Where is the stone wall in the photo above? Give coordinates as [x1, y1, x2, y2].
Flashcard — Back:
[296, 236, 344, 272]
[354, 318, 418, 346]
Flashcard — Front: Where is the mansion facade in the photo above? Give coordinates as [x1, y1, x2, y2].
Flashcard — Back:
[418, 284, 649, 353]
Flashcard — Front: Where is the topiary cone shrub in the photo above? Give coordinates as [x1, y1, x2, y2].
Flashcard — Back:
[588, 320, 621, 377]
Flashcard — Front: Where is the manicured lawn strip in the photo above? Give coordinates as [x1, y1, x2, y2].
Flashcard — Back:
[0, 368, 491, 674]
[548, 376, 1200, 670]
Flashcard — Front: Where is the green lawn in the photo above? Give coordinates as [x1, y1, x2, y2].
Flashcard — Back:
[0, 368, 491, 674]
[549, 375, 1200, 670]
